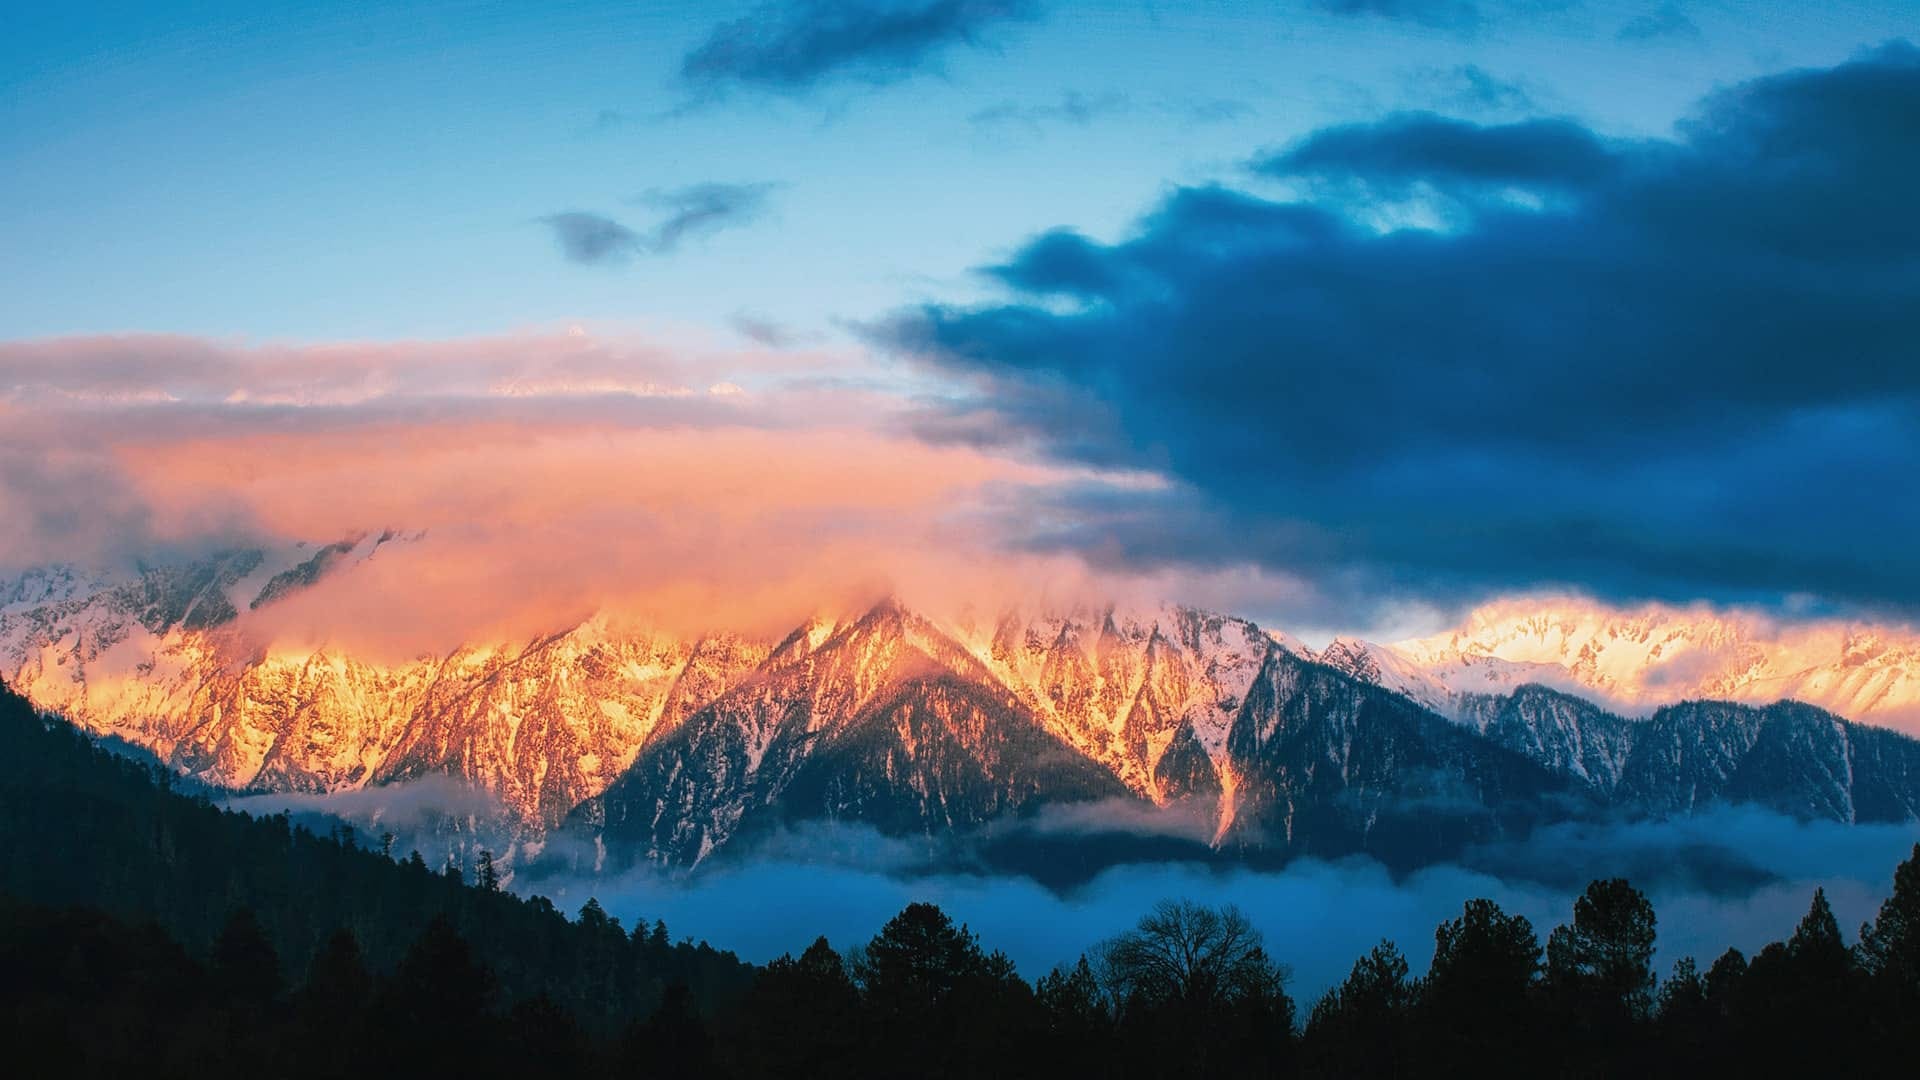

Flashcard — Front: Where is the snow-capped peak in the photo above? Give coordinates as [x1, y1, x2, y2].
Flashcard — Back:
[1385, 595, 1920, 728]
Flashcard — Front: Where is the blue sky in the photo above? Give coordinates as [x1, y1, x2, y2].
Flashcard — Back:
[4, 0, 1911, 343]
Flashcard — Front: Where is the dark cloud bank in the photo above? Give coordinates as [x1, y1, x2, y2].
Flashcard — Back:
[884, 43, 1920, 622]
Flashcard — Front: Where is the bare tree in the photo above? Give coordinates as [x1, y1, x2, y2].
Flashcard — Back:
[1095, 900, 1288, 1010]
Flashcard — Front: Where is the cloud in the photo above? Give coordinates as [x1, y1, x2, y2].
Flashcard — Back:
[632, 181, 780, 252]
[530, 807, 1920, 1001]
[1618, 3, 1703, 45]
[1310, 0, 1485, 35]
[0, 437, 170, 571]
[219, 784, 1920, 1003]
[881, 43, 1920, 623]
[539, 182, 777, 265]
[1400, 64, 1536, 115]
[1015, 798, 1221, 845]
[680, 0, 1038, 97]
[0, 329, 1157, 658]
[538, 212, 646, 264]
[729, 312, 796, 348]
[1266, 112, 1616, 192]
[226, 775, 507, 833]
[968, 91, 1252, 134]
[969, 90, 1132, 130]
[0, 330, 751, 406]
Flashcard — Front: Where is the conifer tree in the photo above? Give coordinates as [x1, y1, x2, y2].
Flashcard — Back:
[1858, 843, 1920, 1057]
[1859, 843, 1920, 986]
[301, 927, 370, 1021]
[737, 937, 862, 1077]
[1420, 898, 1541, 1073]
[211, 907, 282, 1007]
[1547, 877, 1657, 1020]
[620, 981, 713, 1076]
[1306, 940, 1412, 1077]
[502, 994, 589, 1080]
[296, 929, 372, 1078]
[374, 916, 498, 1074]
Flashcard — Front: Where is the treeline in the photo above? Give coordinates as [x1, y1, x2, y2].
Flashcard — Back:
[1298, 871, 1920, 1077]
[0, 682, 754, 1032]
[5, 680, 1920, 1076]
[8, 854, 1920, 1078]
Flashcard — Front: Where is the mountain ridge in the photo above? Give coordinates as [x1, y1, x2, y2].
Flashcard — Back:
[1380, 596, 1920, 725]
[7, 549, 1920, 875]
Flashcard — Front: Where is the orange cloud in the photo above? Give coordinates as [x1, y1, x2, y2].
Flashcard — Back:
[0, 324, 836, 407]
[129, 420, 1089, 654]
[0, 329, 1174, 659]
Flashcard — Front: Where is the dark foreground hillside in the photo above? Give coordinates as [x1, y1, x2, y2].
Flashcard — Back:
[4, 680, 1920, 1078]
[0, 681, 754, 1033]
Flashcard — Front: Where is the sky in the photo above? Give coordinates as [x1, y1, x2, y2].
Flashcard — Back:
[3, 0, 1918, 647]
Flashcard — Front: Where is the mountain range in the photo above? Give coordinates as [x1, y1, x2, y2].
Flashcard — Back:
[6, 542, 1920, 877]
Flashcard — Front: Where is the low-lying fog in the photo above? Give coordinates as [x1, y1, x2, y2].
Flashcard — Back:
[232, 782, 1920, 1003]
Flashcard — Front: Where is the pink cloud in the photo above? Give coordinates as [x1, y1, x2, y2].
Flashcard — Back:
[0, 330, 1161, 658]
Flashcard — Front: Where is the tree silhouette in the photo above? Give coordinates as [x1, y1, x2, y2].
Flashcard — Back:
[736, 937, 861, 1077]
[852, 902, 1034, 1078]
[1653, 955, 1716, 1070]
[1305, 940, 1412, 1077]
[1860, 843, 1920, 976]
[1091, 899, 1294, 1076]
[1545, 878, 1657, 1074]
[1421, 898, 1541, 1073]
[1703, 946, 1748, 1023]
[1034, 957, 1116, 1074]
[1859, 841, 1920, 1058]
[854, 902, 995, 1010]
[211, 907, 281, 1008]
[294, 929, 371, 1078]
[502, 993, 589, 1079]
[1548, 877, 1656, 1018]
[1097, 900, 1281, 1010]
[301, 928, 369, 1017]
[620, 981, 713, 1076]
[1738, 887, 1867, 1073]
[374, 915, 497, 1074]
[1789, 888, 1849, 971]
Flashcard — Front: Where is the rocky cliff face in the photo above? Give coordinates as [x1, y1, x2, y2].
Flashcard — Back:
[1455, 684, 1636, 790]
[1611, 699, 1920, 824]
